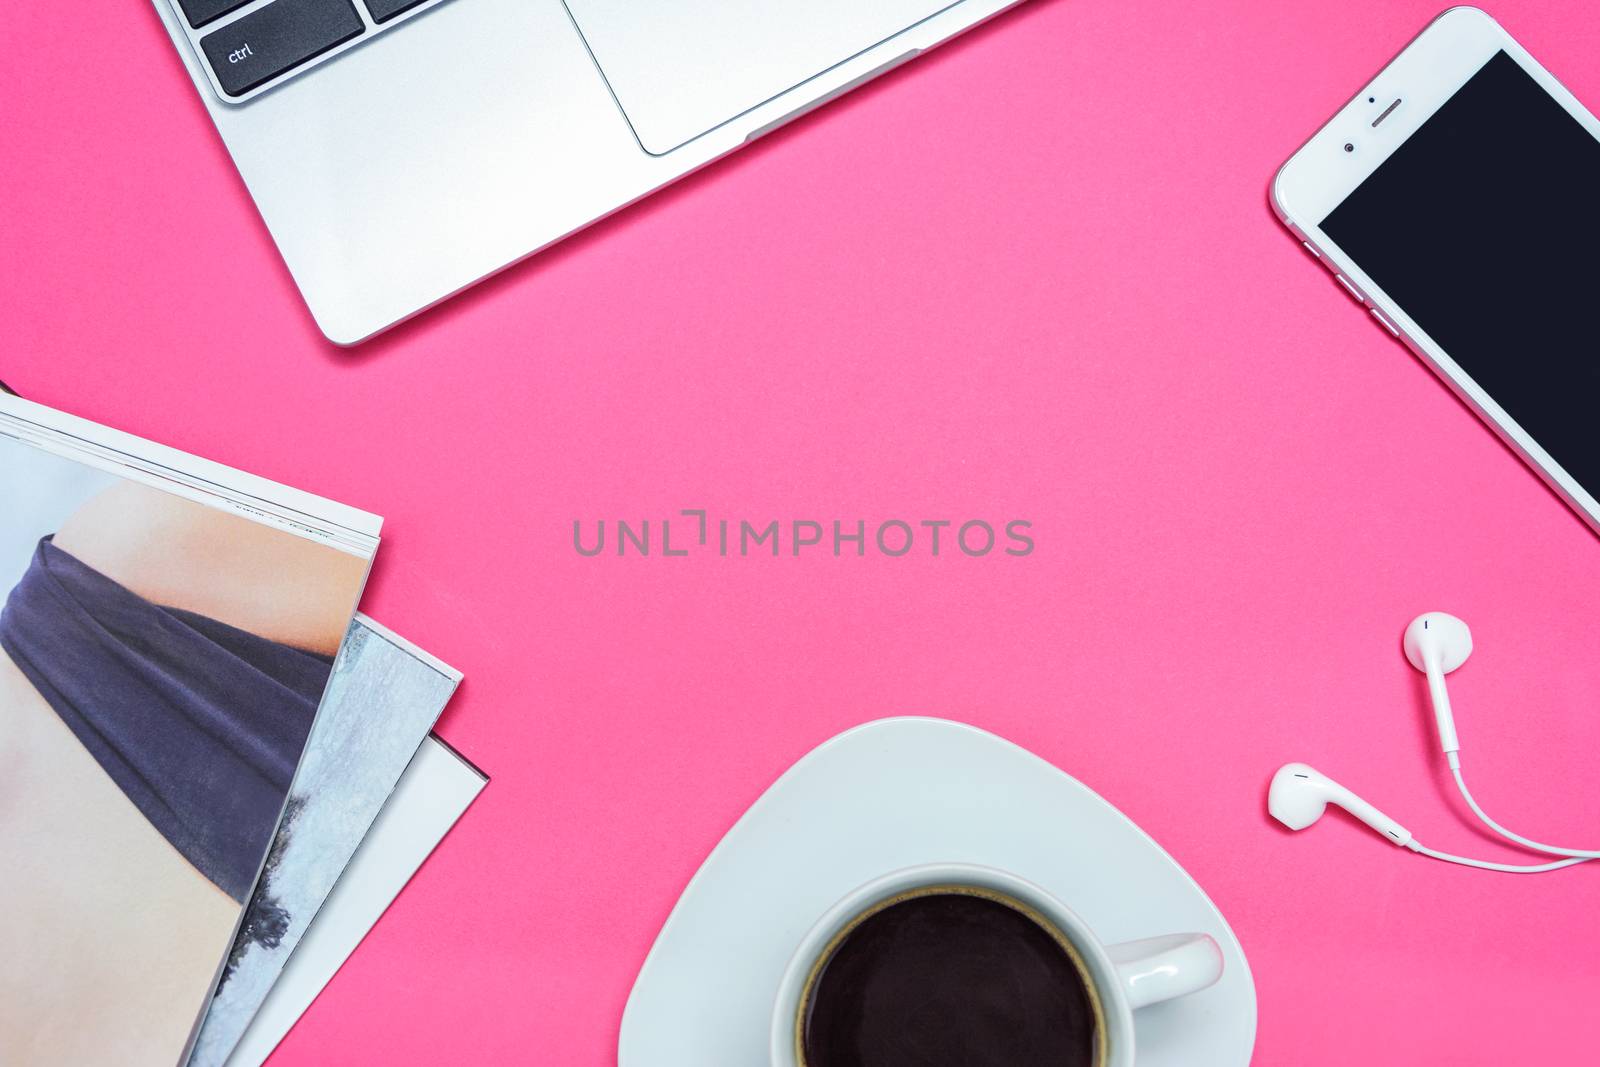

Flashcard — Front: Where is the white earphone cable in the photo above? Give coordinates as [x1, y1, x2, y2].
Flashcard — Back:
[1448, 755, 1600, 859]
[1405, 839, 1591, 874]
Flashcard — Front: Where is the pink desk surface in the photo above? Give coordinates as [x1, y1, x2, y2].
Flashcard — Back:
[4, 1, 1599, 1063]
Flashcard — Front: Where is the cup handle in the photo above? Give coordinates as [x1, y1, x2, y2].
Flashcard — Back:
[1104, 933, 1224, 1010]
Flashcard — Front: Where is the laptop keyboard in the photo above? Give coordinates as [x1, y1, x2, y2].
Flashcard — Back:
[174, 0, 439, 100]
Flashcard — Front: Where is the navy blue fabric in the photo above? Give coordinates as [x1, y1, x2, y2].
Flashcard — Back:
[0, 537, 333, 902]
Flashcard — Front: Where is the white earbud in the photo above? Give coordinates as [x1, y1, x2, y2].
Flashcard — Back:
[1268, 763, 1412, 846]
[1402, 612, 1473, 756]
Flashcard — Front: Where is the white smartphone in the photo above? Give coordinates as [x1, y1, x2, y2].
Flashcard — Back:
[1273, 7, 1600, 535]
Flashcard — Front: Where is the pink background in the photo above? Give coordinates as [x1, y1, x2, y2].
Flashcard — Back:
[4, 1, 1600, 1063]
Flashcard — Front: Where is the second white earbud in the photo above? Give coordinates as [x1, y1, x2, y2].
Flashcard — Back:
[1268, 762, 1412, 846]
[1402, 611, 1473, 755]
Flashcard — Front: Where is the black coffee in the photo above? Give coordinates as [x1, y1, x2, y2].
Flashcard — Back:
[800, 889, 1099, 1067]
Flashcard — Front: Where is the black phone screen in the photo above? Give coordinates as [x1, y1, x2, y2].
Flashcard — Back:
[1321, 50, 1600, 499]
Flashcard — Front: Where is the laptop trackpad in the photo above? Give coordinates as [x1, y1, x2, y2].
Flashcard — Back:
[563, 0, 959, 155]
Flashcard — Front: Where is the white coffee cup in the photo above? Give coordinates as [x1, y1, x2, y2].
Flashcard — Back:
[769, 863, 1223, 1067]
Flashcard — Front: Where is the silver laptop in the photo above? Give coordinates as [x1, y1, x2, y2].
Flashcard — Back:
[154, 0, 1026, 344]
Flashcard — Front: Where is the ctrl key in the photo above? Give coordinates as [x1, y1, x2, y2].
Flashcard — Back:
[201, 0, 364, 96]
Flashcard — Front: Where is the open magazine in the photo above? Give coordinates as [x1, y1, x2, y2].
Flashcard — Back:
[0, 394, 379, 1066]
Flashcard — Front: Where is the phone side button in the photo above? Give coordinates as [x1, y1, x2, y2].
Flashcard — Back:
[1302, 241, 1323, 260]
[1334, 273, 1366, 303]
[1371, 308, 1400, 337]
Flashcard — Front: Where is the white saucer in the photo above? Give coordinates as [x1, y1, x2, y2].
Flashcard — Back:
[619, 717, 1257, 1065]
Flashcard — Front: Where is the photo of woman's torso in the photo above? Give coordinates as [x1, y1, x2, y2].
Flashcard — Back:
[0, 483, 367, 1065]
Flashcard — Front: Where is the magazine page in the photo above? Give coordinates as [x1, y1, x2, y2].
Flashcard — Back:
[225, 736, 488, 1067]
[190, 615, 462, 1067]
[0, 399, 378, 1066]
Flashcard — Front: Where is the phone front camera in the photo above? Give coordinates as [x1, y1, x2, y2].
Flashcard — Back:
[1343, 143, 1355, 153]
